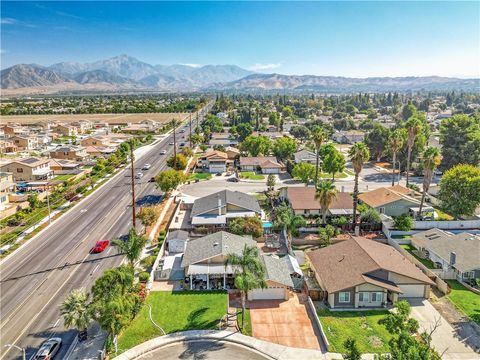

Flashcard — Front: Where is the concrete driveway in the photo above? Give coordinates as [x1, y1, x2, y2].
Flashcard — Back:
[408, 299, 479, 359]
[249, 293, 324, 351]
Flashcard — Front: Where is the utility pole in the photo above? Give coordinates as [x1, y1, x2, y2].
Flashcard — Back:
[189, 112, 192, 148]
[172, 119, 177, 169]
[129, 139, 136, 228]
[196, 110, 199, 129]
[45, 182, 51, 224]
[4, 344, 26, 360]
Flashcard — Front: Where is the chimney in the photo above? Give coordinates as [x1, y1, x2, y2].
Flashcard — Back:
[450, 252, 456, 266]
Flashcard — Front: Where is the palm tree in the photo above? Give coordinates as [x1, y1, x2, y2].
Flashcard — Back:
[349, 142, 370, 228]
[418, 147, 441, 215]
[112, 227, 147, 267]
[315, 180, 338, 225]
[389, 129, 406, 186]
[225, 245, 267, 330]
[311, 126, 328, 183]
[405, 117, 422, 186]
[60, 289, 92, 338]
[170, 119, 179, 168]
[274, 204, 306, 253]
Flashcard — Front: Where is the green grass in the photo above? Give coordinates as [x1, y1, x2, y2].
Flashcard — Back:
[446, 280, 480, 325]
[391, 235, 412, 240]
[318, 171, 349, 179]
[237, 308, 252, 336]
[255, 193, 267, 201]
[54, 174, 74, 181]
[400, 244, 436, 269]
[317, 308, 392, 353]
[117, 291, 228, 354]
[188, 173, 212, 181]
[239, 172, 265, 180]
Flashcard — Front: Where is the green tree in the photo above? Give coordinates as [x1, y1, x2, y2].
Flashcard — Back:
[274, 204, 306, 251]
[393, 214, 413, 231]
[268, 111, 280, 128]
[272, 137, 297, 161]
[349, 142, 370, 227]
[266, 174, 276, 189]
[155, 169, 186, 193]
[27, 193, 41, 209]
[228, 217, 263, 238]
[181, 146, 194, 158]
[315, 180, 338, 225]
[405, 116, 423, 186]
[311, 127, 328, 182]
[418, 147, 441, 215]
[136, 207, 157, 228]
[112, 228, 147, 267]
[365, 123, 390, 162]
[240, 135, 272, 156]
[389, 129, 406, 186]
[225, 245, 267, 330]
[401, 103, 417, 121]
[189, 133, 204, 147]
[236, 123, 254, 141]
[60, 289, 92, 336]
[292, 162, 315, 186]
[201, 114, 223, 132]
[289, 125, 310, 141]
[439, 115, 480, 170]
[322, 148, 346, 180]
[167, 154, 188, 170]
[438, 164, 480, 218]
[318, 224, 337, 247]
[360, 208, 382, 228]
[343, 338, 362, 360]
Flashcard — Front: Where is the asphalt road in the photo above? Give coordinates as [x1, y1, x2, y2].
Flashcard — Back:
[0, 108, 209, 360]
[135, 340, 271, 360]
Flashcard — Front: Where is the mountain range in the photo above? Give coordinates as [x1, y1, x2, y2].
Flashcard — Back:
[1, 54, 478, 95]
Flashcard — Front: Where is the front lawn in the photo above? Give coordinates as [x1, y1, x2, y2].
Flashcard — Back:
[317, 308, 392, 353]
[446, 280, 480, 324]
[239, 172, 265, 180]
[55, 174, 74, 181]
[318, 171, 348, 179]
[117, 291, 228, 354]
[400, 244, 436, 269]
[237, 308, 252, 336]
[188, 172, 212, 181]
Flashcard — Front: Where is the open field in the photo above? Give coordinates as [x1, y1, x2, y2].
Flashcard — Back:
[1, 112, 189, 125]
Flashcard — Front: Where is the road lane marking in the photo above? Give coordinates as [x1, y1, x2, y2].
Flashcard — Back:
[90, 264, 100, 275]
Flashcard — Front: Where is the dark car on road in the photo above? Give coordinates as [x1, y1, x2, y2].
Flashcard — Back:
[91, 240, 109, 253]
[227, 177, 239, 182]
[32, 337, 62, 359]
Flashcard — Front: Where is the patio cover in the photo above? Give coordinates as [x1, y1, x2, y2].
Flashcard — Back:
[191, 215, 226, 225]
[329, 209, 354, 215]
[187, 263, 237, 275]
[224, 211, 257, 218]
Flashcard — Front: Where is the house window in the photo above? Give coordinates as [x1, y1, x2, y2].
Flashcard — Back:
[17, 168, 23, 173]
[359, 292, 369, 302]
[371, 292, 383, 302]
[339, 292, 350, 303]
[463, 271, 475, 279]
[379, 207, 386, 214]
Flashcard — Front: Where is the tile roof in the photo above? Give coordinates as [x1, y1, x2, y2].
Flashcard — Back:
[191, 189, 261, 218]
[286, 186, 353, 211]
[358, 185, 419, 208]
[306, 237, 434, 293]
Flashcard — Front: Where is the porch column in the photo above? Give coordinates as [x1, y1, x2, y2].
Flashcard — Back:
[190, 274, 193, 290]
[354, 286, 359, 308]
[223, 272, 226, 289]
[207, 274, 209, 290]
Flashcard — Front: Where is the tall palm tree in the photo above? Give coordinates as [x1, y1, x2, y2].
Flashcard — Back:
[418, 146, 441, 215]
[349, 142, 370, 228]
[405, 117, 422, 186]
[225, 245, 267, 330]
[311, 126, 328, 183]
[315, 180, 338, 225]
[170, 119, 179, 168]
[112, 227, 147, 267]
[389, 129, 406, 186]
[60, 289, 92, 337]
[274, 204, 306, 254]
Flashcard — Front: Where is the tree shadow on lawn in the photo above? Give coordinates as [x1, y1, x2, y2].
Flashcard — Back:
[170, 307, 221, 333]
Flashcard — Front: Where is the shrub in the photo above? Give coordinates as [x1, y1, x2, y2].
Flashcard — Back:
[167, 154, 188, 170]
[228, 217, 263, 238]
[360, 208, 382, 225]
[393, 214, 413, 231]
[141, 255, 156, 269]
[138, 271, 150, 283]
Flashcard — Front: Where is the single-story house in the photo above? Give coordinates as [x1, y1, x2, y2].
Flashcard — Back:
[306, 237, 434, 309]
[280, 186, 353, 217]
[200, 150, 233, 173]
[332, 130, 366, 144]
[358, 185, 420, 217]
[181, 231, 293, 299]
[208, 133, 238, 147]
[49, 159, 82, 174]
[224, 146, 240, 160]
[239, 156, 285, 174]
[294, 149, 317, 165]
[166, 230, 189, 253]
[411, 228, 480, 281]
[190, 189, 261, 229]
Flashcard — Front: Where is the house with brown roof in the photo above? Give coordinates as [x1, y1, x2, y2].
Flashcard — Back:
[54, 124, 78, 137]
[280, 186, 354, 217]
[0, 157, 53, 181]
[358, 185, 420, 217]
[50, 146, 90, 163]
[80, 136, 111, 147]
[200, 150, 233, 173]
[239, 156, 284, 174]
[306, 237, 434, 309]
[10, 135, 39, 151]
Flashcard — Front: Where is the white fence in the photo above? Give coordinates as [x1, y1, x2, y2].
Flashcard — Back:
[412, 219, 480, 230]
[306, 297, 330, 351]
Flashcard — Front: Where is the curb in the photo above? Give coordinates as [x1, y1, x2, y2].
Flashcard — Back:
[63, 334, 79, 360]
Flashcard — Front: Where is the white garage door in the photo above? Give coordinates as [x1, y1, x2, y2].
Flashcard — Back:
[249, 288, 285, 300]
[398, 284, 425, 298]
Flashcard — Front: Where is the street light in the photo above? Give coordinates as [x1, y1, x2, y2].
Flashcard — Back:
[4, 344, 26, 360]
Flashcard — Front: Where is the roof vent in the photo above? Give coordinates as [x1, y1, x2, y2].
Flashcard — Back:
[339, 254, 346, 262]
[213, 242, 219, 247]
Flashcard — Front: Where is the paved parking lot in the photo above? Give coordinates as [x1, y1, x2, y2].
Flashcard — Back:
[249, 293, 324, 351]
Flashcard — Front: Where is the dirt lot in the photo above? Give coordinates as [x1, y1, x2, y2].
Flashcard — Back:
[1, 112, 189, 125]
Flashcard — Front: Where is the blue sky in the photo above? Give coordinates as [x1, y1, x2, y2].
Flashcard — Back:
[1, 1, 479, 77]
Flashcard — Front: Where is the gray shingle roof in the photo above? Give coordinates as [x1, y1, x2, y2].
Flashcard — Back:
[262, 255, 294, 287]
[191, 190, 261, 218]
[181, 231, 256, 267]
[167, 230, 189, 241]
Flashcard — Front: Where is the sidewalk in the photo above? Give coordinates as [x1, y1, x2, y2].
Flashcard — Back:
[68, 323, 108, 360]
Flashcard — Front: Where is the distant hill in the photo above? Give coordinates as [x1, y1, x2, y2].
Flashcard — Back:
[215, 73, 480, 92]
[1, 55, 478, 94]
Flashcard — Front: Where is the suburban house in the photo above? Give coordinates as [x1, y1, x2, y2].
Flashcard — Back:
[83, 145, 116, 158]
[72, 120, 93, 133]
[0, 157, 53, 181]
[54, 124, 78, 137]
[1, 125, 29, 138]
[208, 133, 238, 147]
[49, 159, 82, 174]
[49, 146, 90, 163]
[200, 150, 233, 174]
[358, 185, 420, 216]
[0, 139, 18, 153]
[10, 135, 39, 151]
[224, 146, 240, 160]
[80, 136, 111, 147]
[166, 230, 190, 253]
[280, 186, 354, 217]
[332, 130, 366, 144]
[239, 156, 284, 174]
[181, 231, 293, 299]
[411, 228, 480, 281]
[294, 149, 317, 164]
[0, 172, 15, 213]
[306, 237, 435, 309]
[190, 189, 261, 229]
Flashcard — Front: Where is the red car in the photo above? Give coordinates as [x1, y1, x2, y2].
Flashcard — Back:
[91, 240, 109, 253]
